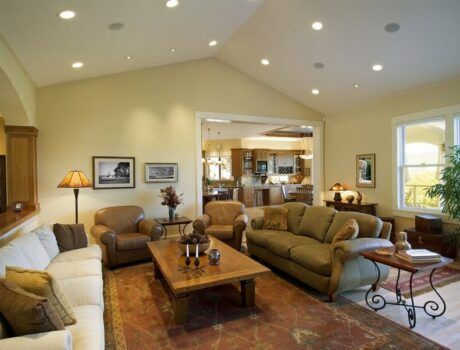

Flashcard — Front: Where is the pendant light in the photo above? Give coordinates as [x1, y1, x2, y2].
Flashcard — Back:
[300, 135, 314, 160]
[215, 131, 224, 165]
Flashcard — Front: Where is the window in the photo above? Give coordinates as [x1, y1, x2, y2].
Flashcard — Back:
[397, 118, 445, 210]
[208, 156, 231, 180]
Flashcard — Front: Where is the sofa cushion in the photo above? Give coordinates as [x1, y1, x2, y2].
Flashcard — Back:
[246, 230, 296, 248]
[289, 244, 332, 276]
[67, 305, 104, 350]
[0, 279, 65, 336]
[263, 207, 288, 231]
[32, 225, 60, 260]
[51, 245, 102, 263]
[9, 233, 50, 271]
[5, 267, 76, 326]
[331, 219, 359, 245]
[324, 211, 383, 243]
[53, 224, 88, 252]
[205, 225, 234, 240]
[116, 233, 150, 251]
[59, 275, 104, 310]
[282, 202, 308, 233]
[0, 245, 32, 278]
[265, 235, 321, 258]
[46, 259, 102, 280]
[297, 206, 336, 242]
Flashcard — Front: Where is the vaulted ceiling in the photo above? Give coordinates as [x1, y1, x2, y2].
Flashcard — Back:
[1, 0, 460, 115]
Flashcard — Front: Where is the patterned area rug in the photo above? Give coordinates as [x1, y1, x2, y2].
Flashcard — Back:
[104, 263, 446, 350]
[380, 266, 460, 298]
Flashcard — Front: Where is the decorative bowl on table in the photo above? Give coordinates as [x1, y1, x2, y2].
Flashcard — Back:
[178, 231, 210, 255]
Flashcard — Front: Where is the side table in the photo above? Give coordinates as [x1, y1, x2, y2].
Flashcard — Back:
[361, 249, 452, 328]
[154, 216, 192, 239]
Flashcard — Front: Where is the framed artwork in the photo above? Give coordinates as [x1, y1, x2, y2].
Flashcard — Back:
[93, 156, 135, 189]
[145, 163, 178, 183]
[356, 154, 375, 188]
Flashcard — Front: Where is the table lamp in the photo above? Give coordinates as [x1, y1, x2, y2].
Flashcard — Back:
[329, 183, 345, 202]
[58, 170, 93, 223]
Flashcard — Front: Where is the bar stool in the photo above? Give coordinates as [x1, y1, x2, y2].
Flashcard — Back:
[254, 191, 263, 207]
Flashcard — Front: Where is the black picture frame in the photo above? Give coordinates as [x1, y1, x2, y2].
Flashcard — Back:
[92, 156, 135, 189]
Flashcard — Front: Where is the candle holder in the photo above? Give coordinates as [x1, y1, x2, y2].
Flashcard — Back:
[193, 256, 206, 275]
[178, 255, 192, 273]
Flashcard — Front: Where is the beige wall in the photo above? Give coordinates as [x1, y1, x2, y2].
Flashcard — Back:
[325, 78, 460, 232]
[37, 58, 322, 231]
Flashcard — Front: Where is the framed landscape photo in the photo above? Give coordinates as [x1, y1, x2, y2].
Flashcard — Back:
[356, 154, 375, 188]
[93, 156, 135, 189]
[145, 163, 178, 183]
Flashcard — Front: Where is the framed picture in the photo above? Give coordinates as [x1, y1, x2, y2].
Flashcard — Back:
[93, 156, 135, 189]
[356, 154, 375, 188]
[145, 163, 178, 183]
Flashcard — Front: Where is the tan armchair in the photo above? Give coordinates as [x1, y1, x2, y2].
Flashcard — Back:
[90, 206, 164, 268]
[193, 201, 248, 251]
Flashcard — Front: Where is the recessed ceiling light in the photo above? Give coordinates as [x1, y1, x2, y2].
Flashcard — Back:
[372, 64, 383, 71]
[353, 83, 359, 88]
[125, 56, 132, 60]
[166, 0, 179, 8]
[312, 21, 323, 30]
[58, 10, 76, 20]
[261, 58, 270, 66]
[71, 62, 83, 69]
[108, 22, 124, 31]
[170, 48, 176, 52]
[385, 22, 400, 33]
[313, 62, 325, 69]
[208, 40, 218, 47]
[311, 89, 320, 95]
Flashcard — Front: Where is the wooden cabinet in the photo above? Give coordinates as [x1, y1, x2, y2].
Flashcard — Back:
[5, 126, 38, 208]
[269, 186, 283, 205]
[277, 151, 294, 167]
[242, 188, 254, 207]
[231, 149, 253, 177]
[404, 228, 456, 259]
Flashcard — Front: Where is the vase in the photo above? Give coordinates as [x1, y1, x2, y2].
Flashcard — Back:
[356, 191, 363, 204]
[346, 195, 355, 203]
[168, 207, 175, 221]
[395, 232, 411, 251]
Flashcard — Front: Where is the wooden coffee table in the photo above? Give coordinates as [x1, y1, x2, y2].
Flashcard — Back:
[361, 249, 453, 328]
[147, 237, 270, 324]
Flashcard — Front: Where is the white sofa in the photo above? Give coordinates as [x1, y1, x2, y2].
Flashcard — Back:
[0, 225, 104, 350]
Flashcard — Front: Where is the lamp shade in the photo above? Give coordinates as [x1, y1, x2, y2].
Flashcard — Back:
[329, 183, 345, 192]
[57, 170, 93, 188]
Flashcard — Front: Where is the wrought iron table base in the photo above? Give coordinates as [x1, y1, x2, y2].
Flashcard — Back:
[163, 222, 191, 240]
[365, 261, 447, 328]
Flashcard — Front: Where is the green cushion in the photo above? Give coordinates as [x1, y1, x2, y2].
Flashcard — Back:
[265, 235, 320, 258]
[246, 230, 295, 248]
[289, 244, 332, 276]
[324, 211, 383, 243]
[297, 206, 336, 242]
[281, 202, 308, 234]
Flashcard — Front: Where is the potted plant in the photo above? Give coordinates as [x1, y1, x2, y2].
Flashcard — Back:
[425, 145, 460, 256]
[159, 186, 183, 220]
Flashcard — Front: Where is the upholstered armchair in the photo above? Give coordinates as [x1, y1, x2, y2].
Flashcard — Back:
[193, 201, 248, 251]
[90, 206, 164, 268]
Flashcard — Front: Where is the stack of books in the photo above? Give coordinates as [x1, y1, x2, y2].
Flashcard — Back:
[396, 249, 442, 263]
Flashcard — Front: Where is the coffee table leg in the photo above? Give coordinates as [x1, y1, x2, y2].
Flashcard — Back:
[241, 279, 255, 307]
[173, 293, 189, 324]
[153, 259, 163, 280]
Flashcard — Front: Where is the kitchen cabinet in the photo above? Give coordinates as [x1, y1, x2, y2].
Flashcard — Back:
[277, 151, 294, 167]
[231, 149, 253, 177]
[269, 187, 283, 205]
[242, 188, 254, 207]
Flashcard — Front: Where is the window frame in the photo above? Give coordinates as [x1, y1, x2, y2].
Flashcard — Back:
[392, 104, 460, 218]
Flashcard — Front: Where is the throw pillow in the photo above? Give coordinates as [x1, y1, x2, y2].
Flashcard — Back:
[33, 224, 60, 260]
[0, 279, 64, 336]
[332, 219, 359, 245]
[5, 267, 76, 326]
[263, 207, 289, 231]
[53, 223, 88, 252]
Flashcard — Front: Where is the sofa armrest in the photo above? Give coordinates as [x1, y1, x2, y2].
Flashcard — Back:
[90, 224, 117, 268]
[0, 330, 72, 350]
[139, 219, 165, 240]
[193, 214, 211, 234]
[251, 217, 264, 230]
[233, 214, 248, 251]
[332, 238, 393, 262]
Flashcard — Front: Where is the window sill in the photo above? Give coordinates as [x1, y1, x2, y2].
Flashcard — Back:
[392, 208, 459, 224]
[0, 206, 40, 237]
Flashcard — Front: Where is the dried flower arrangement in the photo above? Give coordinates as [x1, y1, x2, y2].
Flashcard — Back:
[179, 231, 210, 245]
[159, 186, 183, 209]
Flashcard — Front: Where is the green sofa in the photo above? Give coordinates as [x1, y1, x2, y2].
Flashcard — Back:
[247, 202, 393, 301]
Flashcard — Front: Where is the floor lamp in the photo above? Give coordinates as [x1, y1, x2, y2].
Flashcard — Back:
[58, 170, 93, 224]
